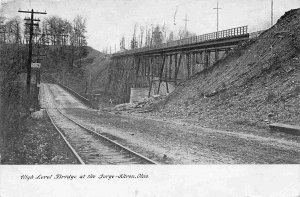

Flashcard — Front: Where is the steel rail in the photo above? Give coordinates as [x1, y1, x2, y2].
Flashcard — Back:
[45, 108, 86, 164]
[45, 83, 158, 164]
[55, 107, 158, 165]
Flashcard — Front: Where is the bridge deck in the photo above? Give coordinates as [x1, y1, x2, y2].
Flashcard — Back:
[113, 26, 249, 57]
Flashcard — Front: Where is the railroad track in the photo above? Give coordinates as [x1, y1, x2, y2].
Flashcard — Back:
[44, 83, 158, 165]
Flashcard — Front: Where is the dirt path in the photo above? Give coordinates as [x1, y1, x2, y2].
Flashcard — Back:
[42, 83, 300, 164]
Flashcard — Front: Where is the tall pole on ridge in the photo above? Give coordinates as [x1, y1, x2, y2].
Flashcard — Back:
[183, 13, 190, 34]
[213, 0, 221, 38]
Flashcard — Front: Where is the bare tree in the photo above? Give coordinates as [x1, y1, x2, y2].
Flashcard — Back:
[161, 23, 167, 43]
[41, 15, 87, 67]
[120, 35, 126, 51]
[45, 16, 72, 45]
[72, 15, 87, 67]
[139, 25, 144, 48]
[152, 25, 163, 46]
[118, 22, 196, 49]
[178, 28, 186, 39]
[145, 27, 152, 47]
[177, 27, 196, 39]
[72, 15, 87, 46]
[130, 24, 138, 49]
[1, 17, 22, 44]
[167, 31, 174, 42]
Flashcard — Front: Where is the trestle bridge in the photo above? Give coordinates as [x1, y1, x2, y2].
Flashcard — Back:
[110, 26, 253, 102]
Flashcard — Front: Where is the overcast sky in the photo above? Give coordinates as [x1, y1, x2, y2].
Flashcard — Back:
[1, 0, 299, 52]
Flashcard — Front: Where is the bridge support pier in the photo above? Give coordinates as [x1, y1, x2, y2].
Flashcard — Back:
[204, 50, 210, 69]
[186, 53, 191, 79]
[174, 53, 182, 85]
[192, 52, 197, 75]
[148, 56, 153, 98]
[157, 55, 166, 94]
[215, 49, 219, 62]
[169, 54, 172, 81]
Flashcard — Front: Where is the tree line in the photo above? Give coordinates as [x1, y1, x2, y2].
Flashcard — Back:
[0, 15, 87, 47]
[119, 23, 195, 51]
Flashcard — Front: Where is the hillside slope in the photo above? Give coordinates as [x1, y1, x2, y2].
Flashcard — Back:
[62, 46, 110, 94]
[154, 9, 300, 137]
[84, 48, 111, 93]
[41, 45, 109, 95]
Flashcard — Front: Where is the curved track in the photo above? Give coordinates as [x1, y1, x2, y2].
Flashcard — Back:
[44, 83, 157, 165]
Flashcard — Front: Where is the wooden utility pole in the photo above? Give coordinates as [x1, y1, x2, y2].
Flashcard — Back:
[18, 9, 46, 94]
[32, 44, 46, 111]
[183, 13, 190, 35]
[213, 0, 221, 38]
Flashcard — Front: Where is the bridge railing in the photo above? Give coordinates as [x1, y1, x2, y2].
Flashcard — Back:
[113, 26, 248, 56]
